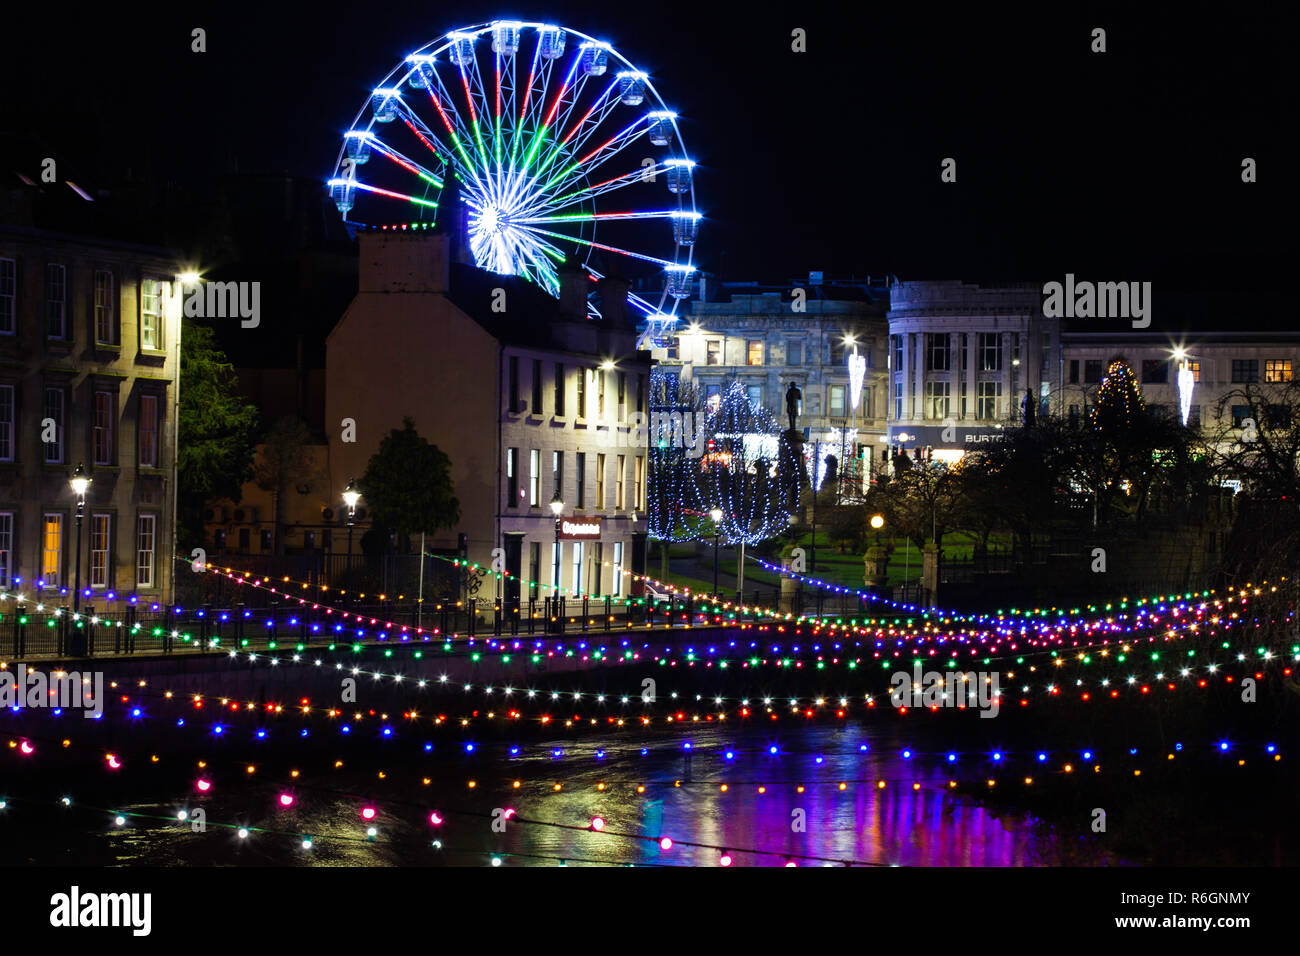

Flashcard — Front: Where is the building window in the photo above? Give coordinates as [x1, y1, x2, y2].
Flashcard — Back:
[978, 333, 1002, 371]
[0, 258, 15, 334]
[616, 454, 626, 510]
[925, 380, 951, 420]
[552, 450, 563, 499]
[0, 512, 12, 588]
[828, 385, 846, 418]
[706, 339, 722, 365]
[1186, 361, 1201, 382]
[1068, 360, 1079, 384]
[597, 371, 607, 418]
[0, 384, 12, 462]
[47, 263, 67, 338]
[926, 334, 950, 371]
[43, 387, 64, 464]
[136, 514, 156, 588]
[612, 541, 623, 597]
[787, 339, 803, 366]
[238, 527, 250, 553]
[1232, 359, 1259, 383]
[635, 456, 644, 510]
[141, 278, 169, 351]
[747, 340, 764, 366]
[531, 358, 543, 413]
[666, 337, 679, 361]
[554, 363, 565, 416]
[506, 448, 518, 509]
[42, 514, 63, 587]
[94, 270, 117, 345]
[1188, 405, 1201, 428]
[893, 380, 903, 420]
[576, 368, 587, 417]
[260, 529, 272, 551]
[706, 384, 722, 412]
[977, 381, 1001, 420]
[508, 356, 520, 411]
[527, 541, 540, 600]
[1266, 360, 1292, 383]
[590, 541, 603, 597]
[139, 394, 159, 468]
[617, 372, 627, 422]
[1265, 404, 1291, 427]
[93, 391, 114, 465]
[596, 453, 607, 509]
[575, 452, 586, 508]
[570, 541, 584, 596]
[1084, 359, 1103, 384]
[747, 383, 764, 408]
[1141, 359, 1168, 384]
[529, 449, 540, 506]
[90, 514, 111, 588]
[891, 335, 903, 372]
[1231, 405, 1252, 428]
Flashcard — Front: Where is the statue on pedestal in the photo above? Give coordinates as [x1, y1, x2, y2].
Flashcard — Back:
[785, 381, 802, 433]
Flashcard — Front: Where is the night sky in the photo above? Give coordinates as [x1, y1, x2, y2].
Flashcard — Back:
[2, 1, 1292, 295]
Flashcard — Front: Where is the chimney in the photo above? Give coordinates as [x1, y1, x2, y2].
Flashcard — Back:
[557, 258, 589, 320]
[596, 273, 632, 329]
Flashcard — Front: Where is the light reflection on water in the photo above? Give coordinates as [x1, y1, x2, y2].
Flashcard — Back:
[91, 723, 1114, 867]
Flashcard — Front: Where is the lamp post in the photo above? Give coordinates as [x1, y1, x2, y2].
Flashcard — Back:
[550, 490, 564, 596]
[69, 464, 90, 612]
[709, 506, 723, 595]
[342, 479, 360, 579]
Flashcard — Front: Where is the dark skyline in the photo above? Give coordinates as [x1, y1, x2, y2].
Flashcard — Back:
[2, 1, 1292, 295]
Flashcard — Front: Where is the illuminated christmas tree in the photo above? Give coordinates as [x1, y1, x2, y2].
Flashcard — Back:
[1090, 359, 1144, 434]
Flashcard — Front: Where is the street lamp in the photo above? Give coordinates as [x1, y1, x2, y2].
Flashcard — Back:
[69, 464, 91, 612]
[709, 507, 723, 595]
[550, 490, 564, 595]
[342, 479, 361, 577]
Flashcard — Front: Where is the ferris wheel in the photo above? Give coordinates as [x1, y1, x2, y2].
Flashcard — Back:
[329, 20, 699, 345]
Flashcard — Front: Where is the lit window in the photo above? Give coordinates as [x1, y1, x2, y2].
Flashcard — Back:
[747, 340, 764, 366]
[1266, 360, 1292, 383]
[41, 513, 63, 587]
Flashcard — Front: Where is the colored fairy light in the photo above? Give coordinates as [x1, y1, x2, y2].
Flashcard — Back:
[279, 794, 295, 807]
[429, 811, 444, 825]
[659, 837, 673, 851]
[361, 807, 377, 820]
[719, 851, 733, 867]
[591, 817, 606, 831]
[19, 740, 33, 755]
[196, 779, 211, 792]
[114, 816, 125, 827]
[106, 754, 121, 769]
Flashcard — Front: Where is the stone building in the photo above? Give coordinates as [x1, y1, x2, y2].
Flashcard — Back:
[0, 223, 183, 602]
[326, 231, 651, 606]
[649, 275, 890, 493]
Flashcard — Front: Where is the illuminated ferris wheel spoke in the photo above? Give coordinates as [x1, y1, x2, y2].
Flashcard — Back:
[539, 165, 671, 212]
[332, 21, 696, 332]
[518, 226, 675, 267]
[540, 119, 651, 192]
[358, 134, 445, 189]
[516, 210, 679, 224]
[332, 178, 440, 209]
